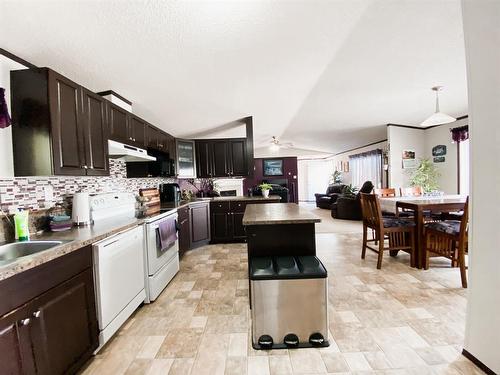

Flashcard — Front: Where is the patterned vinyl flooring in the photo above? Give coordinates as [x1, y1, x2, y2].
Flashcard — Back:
[80, 231, 482, 375]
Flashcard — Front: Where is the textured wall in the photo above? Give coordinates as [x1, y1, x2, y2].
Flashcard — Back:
[243, 157, 298, 203]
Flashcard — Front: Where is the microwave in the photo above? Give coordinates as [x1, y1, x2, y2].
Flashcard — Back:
[126, 149, 175, 178]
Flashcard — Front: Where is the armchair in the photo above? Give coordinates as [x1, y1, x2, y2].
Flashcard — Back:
[314, 184, 346, 209]
[331, 181, 374, 220]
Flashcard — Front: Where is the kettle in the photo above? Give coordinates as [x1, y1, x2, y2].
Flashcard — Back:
[72, 192, 91, 226]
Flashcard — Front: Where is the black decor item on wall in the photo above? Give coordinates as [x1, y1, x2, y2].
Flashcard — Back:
[432, 145, 447, 157]
[263, 159, 284, 176]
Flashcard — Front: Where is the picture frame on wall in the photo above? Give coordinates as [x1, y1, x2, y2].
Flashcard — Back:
[402, 149, 417, 169]
[263, 158, 284, 176]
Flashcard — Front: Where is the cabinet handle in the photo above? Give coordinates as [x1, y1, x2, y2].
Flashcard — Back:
[81, 165, 88, 169]
[33, 311, 41, 318]
[20, 318, 30, 326]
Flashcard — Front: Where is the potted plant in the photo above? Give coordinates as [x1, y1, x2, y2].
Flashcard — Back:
[342, 184, 359, 199]
[408, 158, 441, 193]
[259, 183, 273, 198]
[330, 170, 343, 185]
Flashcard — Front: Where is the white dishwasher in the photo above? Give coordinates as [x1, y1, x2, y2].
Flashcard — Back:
[93, 225, 146, 349]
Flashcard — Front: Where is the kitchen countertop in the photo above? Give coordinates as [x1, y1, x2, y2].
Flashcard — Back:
[242, 203, 321, 225]
[159, 195, 281, 211]
[0, 195, 280, 281]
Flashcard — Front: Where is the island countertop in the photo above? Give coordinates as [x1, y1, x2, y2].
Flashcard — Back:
[242, 203, 321, 225]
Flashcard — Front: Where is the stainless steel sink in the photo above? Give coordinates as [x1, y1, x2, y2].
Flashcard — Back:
[0, 241, 65, 266]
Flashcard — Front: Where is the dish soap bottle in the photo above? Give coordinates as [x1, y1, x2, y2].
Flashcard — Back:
[14, 209, 30, 241]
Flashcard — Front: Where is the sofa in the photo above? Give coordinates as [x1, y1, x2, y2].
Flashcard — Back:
[252, 184, 289, 203]
[314, 184, 346, 209]
[331, 181, 374, 220]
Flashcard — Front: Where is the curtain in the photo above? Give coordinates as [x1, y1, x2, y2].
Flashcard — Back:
[0, 88, 12, 129]
[451, 125, 469, 143]
[349, 149, 382, 189]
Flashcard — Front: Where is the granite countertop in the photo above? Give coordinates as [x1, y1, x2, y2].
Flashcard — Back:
[0, 195, 280, 281]
[0, 216, 145, 282]
[242, 203, 321, 225]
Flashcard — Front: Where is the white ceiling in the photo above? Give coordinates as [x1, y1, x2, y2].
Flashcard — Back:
[0, 0, 467, 155]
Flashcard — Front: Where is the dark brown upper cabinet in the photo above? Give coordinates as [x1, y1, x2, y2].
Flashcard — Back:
[108, 103, 129, 144]
[147, 124, 160, 148]
[10, 68, 110, 176]
[195, 140, 212, 178]
[81, 89, 109, 176]
[212, 140, 229, 177]
[129, 115, 146, 147]
[195, 138, 249, 178]
[228, 139, 248, 176]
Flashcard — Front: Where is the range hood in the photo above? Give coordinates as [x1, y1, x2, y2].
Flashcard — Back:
[108, 140, 156, 162]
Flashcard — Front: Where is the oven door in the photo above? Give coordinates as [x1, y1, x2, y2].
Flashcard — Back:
[146, 213, 179, 276]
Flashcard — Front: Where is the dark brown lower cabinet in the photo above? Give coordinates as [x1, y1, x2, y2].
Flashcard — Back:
[211, 211, 231, 243]
[210, 199, 280, 243]
[189, 202, 211, 248]
[0, 304, 36, 375]
[177, 205, 191, 257]
[0, 246, 98, 375]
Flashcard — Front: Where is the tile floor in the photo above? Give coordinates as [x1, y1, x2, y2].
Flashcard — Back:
[81, 232, 482, 375]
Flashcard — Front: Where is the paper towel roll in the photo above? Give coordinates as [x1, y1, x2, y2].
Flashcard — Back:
[72, 192, 91, 225]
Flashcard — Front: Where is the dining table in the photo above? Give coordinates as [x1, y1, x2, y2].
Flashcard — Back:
[379, 195, 467, 268]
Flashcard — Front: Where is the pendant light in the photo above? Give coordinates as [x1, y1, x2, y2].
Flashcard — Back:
[420, 86, 456, 126]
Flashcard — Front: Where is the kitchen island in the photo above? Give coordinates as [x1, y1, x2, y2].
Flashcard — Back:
[242, 203, 321, 257]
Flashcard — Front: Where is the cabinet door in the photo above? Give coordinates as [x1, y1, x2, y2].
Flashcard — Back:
[48, 71, 86, 175]
[231, 212, 246, 241]
[229, 139, 248, 176]
[212, 140, 229, 177]
[130, 116, 146, 147]
[108, 103, 129, 143]
[190, 203, 210, 247]
[211, 212, 231, 243]
[30, 269, 98, 375]
[177, 206, 191, 256]
[0, 305, 36, 375]
[195, 140, 212, 178]
[158, 132, 169, 152]
[177, 139, 197, 178]
[81, 89, 109, 176]
[147, 125, 160, 149]
[165, 134, 176, 159]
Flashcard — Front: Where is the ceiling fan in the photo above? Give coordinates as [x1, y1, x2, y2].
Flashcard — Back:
[269, 136, 294, 151]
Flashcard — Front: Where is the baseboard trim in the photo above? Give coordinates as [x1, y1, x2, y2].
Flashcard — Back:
[462, 349, 497, 375]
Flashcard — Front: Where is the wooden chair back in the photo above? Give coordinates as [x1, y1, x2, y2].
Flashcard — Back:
[459, 196, 469, 243]
[360, 193, 383, 231]
[400, 186, 423, 197]
[374, 188, 396, 197]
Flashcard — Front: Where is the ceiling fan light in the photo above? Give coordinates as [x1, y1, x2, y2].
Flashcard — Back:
[420, 112, 456, 126]
[270, 143, 280, 152]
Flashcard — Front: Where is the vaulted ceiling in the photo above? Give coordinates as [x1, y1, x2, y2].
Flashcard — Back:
[0, 0, 467, 155]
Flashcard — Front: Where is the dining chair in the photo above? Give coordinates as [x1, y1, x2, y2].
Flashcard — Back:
[360, 193, 416, 269]
[423, 196, 469, 288]
[374, 188, 396, 197]
[400, 186, 423, 197]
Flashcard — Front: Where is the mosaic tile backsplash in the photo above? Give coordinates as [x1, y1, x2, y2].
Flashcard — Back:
[0, 159, 193, 213]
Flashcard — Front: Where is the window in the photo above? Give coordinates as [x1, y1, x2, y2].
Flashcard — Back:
[349, 150, 382, 189]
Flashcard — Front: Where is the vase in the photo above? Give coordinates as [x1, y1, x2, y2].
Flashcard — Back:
[262, 189, 270, 198]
